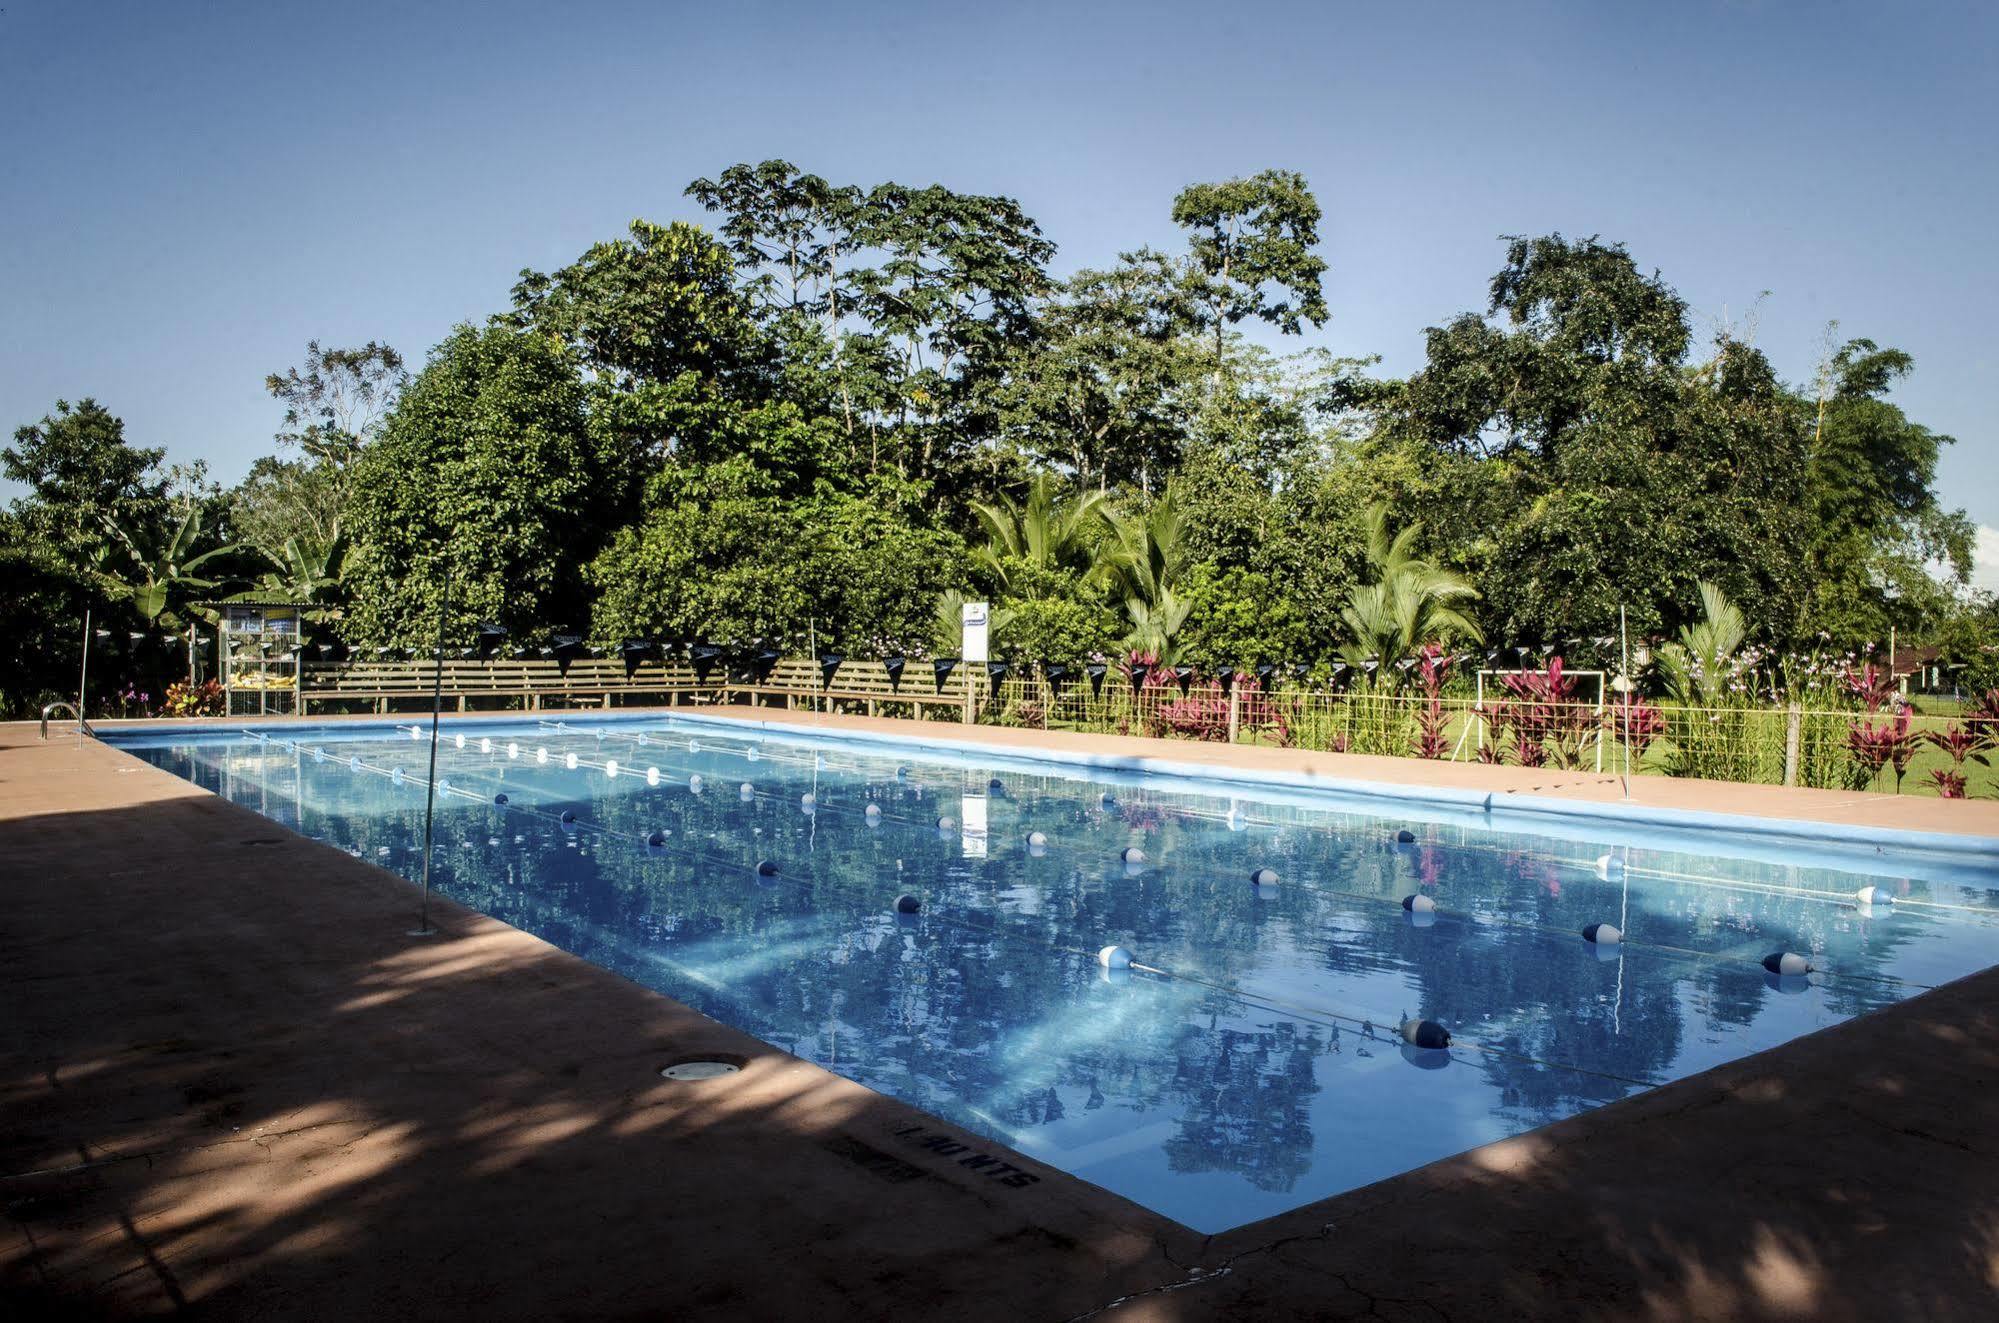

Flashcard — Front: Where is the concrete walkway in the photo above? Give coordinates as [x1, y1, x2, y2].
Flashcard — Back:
[4, 717, 1997, 1321]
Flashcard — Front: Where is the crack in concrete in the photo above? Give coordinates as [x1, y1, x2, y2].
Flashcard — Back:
[1329, 1269, 1454, 1321]
[1055, 1263, 1235, 1322]
[1, 1118, 372, 1184]
[1057, 1220, 1343, 1321]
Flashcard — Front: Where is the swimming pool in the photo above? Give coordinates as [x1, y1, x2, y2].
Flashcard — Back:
[106, 713, 1999, 1233]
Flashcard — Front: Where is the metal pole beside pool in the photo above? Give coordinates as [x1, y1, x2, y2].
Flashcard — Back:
[413, 570, 450, 937]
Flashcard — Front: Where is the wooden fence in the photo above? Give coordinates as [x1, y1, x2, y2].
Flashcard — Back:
[300, 658, 1993, 797]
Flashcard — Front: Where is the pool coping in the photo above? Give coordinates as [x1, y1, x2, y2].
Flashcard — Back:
[15, 714, 1999, 1319]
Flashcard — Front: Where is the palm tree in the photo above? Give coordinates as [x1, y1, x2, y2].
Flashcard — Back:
[1105, 491, 1192, 659]
[98, 503, 236, 626]
[1656, 581, 1747, 705]
[1338, 504, 1481, 678]
[969, 472, 1110, 594]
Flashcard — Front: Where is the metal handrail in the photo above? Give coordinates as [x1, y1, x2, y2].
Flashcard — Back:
[40, 701, 88, 740]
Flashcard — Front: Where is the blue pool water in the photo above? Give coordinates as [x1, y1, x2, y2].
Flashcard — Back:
[107, 714, 1999, 1233]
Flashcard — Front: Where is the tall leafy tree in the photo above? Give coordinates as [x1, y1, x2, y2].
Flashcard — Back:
[992, 252, 1202, 492]
[0, 511, 116, 713]
[265, 341, 407, 471]
[844, 181, 1056, 487]
[342, 324, 609, 645]
[1170, 169, 1330, 366]
[507, 219, 776, 529]
[685, 159, 857, 322]
[587, 460, 962, 654]
[3, 398, 167, 556]
[1799, 338, 1973, 641]
[1370, 235, 1813, 646]
[229, 456, 345, 566]
[511, 220, 762, 392]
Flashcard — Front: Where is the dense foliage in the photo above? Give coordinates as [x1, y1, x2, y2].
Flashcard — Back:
[4, 161, 1993, 731]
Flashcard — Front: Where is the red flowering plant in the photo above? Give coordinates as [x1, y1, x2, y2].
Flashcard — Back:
[1848, 708, 1920, 793]
[1608, 691, 1665, 755]
[1966, 688, 1999, 750]
[1922, 723, 1987, 800]
[1844, 662, 1898, 713]
[1411, 645, 1454, 760]
[1155, 673, 1232, 742]
[1495, 656, 1597, 769]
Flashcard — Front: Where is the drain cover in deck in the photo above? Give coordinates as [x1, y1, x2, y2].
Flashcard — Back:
[660, 1060, 741, 1081]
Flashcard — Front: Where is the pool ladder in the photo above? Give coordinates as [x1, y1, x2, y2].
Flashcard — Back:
[40, 702, 89, 740]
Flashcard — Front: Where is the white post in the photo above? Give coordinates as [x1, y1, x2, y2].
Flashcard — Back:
[1619, 606, 1632, 799]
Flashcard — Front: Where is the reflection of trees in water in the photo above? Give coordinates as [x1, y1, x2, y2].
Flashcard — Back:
[160, 738, 1984, 1200]
[1162, 1018, 1325, 1192]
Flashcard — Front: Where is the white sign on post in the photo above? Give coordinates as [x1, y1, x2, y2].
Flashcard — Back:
[962, 601, 990, 665]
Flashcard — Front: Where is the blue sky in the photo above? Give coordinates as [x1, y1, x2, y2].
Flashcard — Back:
[3, 1, 1994, 583]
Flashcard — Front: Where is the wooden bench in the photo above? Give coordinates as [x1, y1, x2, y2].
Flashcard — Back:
[304, 659, 708, 714]
[719, 659, 976, 718]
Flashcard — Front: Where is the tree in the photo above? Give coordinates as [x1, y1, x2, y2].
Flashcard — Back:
[265, 341, 407, 471]
[3, 399, 166, 556]
[1170, 169, 1329, 366]
[341, 323, 609, 646]
[844, 181, 1056, 487]
[0, 511, 116, 716]
[230, 455, 345, 563]
[1799, 338, 1974, 642]
[1394, 234, 1689, 462]
[990, 252, 1203, 493]
[587, 462, 963, 654]
[685, 159, 857, 322]
[1368, 235, 1815, 647]
[511, 220, 762, 393]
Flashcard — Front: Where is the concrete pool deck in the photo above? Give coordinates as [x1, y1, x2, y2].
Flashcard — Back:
[3, 713, 1997, 1320]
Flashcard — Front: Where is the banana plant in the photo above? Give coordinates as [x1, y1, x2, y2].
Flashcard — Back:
[255, 530, 348, 622]
[98, 503, 237, 626]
